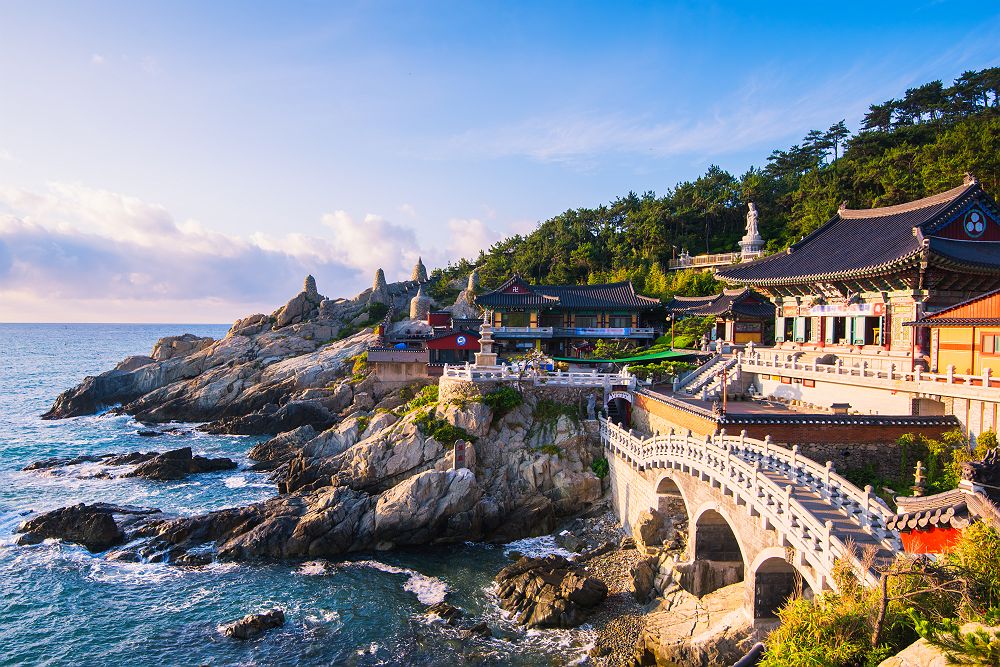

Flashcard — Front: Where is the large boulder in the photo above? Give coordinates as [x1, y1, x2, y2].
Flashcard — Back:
[221, 608, 286, 640]
[126, 447, 236, 481]
[494, 555, 608, 628]
[436, 402, 493, 437]
[16, 503, 160, 552]
[374, 469, 483, 546]
[248, 425, 316, 471]
[151, 334, 214, 362]
[633, 509, 671, 553]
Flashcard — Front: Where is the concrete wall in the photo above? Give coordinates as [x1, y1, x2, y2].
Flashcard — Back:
[371, 360, 429, 383]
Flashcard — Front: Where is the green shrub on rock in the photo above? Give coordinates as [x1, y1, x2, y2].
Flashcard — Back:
[590, 457, 609, 479]
[481, 386, 522, 416]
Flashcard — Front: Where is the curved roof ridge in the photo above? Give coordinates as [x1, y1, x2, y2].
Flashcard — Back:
[839, 182, 974, 219]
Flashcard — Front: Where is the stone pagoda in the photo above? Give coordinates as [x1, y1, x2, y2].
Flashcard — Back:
[473, 310, 499, 367]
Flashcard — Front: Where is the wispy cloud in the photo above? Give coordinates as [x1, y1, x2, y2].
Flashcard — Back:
[90, 53, 106, 66]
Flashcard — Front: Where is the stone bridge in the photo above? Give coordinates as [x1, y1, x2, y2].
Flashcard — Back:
[601, 417, 902, 621]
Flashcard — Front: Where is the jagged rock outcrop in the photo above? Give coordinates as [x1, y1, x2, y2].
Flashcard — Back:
[125, 447, 236, 481]
[151, 334, 215, 361]
[16, 503, 161, 552]
[221, 609, 286, 640]
[248, 425, 316, 471]
[448, 270, 481, 319]
[43, 274, 437, 430]
[494, 555, 608, 628]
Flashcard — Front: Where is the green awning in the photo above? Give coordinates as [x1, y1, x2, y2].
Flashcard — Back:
[552, 349, 695, 364]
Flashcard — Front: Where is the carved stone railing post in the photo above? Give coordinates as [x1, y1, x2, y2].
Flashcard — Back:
[947, 365, 955, 383]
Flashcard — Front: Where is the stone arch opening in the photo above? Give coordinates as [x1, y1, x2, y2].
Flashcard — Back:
[752, 556, 814, 619]
[649, 476, 688, 551]
[694, 509, 742, 562]
[679, 507, 745, 597]
[606, 392, 632, 427]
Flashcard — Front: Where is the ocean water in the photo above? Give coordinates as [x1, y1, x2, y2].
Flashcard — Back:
[0, 324, 592, 666]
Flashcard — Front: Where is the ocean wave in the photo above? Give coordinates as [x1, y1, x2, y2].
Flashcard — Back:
[340, 560, 449, 605]
[503, 535, 577, 559]
[296, 560, 332, 576]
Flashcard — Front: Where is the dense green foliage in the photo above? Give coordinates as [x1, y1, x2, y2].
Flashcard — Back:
[479, 385, 523, 416]
[590, 457, 609, 479]
[413, 409, 474, 446]
[402, 384, 439, 413]
[430, 68, 999, 296]
[762, 522, 1000, 667]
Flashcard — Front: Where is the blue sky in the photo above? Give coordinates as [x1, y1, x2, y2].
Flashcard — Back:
[0, 1, 998, 322]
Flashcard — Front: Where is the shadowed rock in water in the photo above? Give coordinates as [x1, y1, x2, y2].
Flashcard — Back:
[16, 503, 162, 552]
[494, 555, 608, 628]
[221, 608, 286, 640]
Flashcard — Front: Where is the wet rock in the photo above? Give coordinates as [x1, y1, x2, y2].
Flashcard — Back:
[221, 608, 286, 640]
[464, 621, 492, 638]
[22, 454, 106, 471]
[201, 400, 335, 436]
[125, 447, 236, 481]
[16, 503, 160, 552]
[494, 555, 608, 628]
[425, 602, 463, 624]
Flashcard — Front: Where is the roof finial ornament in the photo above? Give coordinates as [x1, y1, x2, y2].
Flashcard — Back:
[964, 172, 978, 186]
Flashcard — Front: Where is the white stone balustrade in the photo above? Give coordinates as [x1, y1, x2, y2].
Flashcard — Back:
[738, 350, 1000, 403]
[442, 363, 640, 389]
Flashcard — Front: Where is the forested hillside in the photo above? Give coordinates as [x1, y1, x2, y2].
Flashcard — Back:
[431, 67, 1000, 300]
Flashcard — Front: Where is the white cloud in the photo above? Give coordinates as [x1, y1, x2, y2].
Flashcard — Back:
[0, 183, 367, 321]
[0, 184, 505, 322]
[398, 203, 417, 217]
[90, 53, 106, 66]
[444, 218, 499, 261]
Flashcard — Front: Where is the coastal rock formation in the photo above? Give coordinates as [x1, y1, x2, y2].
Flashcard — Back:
[221, 609, 286, 640]
[494, 555, 608, 628]
[42, 276, 421, 428]
[633, 582, 752, 666]
[22, 448, 232, 480]
[16, 503, 161, 552]
[151, 334, 214, 361]
[125, 447, 236, 481]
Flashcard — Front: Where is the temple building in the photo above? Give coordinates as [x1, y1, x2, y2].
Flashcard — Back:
[474, 275, 663, 357]
[717, 176, 1000, 364]
[906, 287, 1000, 375]
[665, 288, 775, 345]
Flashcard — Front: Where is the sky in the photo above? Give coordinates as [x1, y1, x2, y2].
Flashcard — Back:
[0, 1, 998, 323]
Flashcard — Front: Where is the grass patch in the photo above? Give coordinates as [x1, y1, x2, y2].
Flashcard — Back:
[538, 444, 561, 457]
[356, 415, 370, 434]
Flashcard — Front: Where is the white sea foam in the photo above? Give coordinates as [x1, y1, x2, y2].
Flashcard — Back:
[503, 535, 576, 559]
[341, 560, 450, 605]
[223, 475, 248, 489]
[296, 560, 331, 576]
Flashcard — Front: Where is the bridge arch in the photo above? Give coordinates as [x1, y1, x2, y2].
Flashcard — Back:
[691, 503, 746, 565]
[749, 547, 817, 620]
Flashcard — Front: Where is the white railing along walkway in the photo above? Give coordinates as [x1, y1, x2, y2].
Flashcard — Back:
[600, 417, 901, 588]
[442, 363, 641, 390]
[740, 350, 1000, 402]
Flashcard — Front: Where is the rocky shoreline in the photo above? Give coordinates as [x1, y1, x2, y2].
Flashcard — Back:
[23, 275, 752, 665]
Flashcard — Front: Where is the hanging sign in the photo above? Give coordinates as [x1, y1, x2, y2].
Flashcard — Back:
[808, 302, 884, 317]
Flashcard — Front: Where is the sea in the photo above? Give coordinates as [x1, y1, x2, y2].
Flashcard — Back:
[0, 324, 592, 667]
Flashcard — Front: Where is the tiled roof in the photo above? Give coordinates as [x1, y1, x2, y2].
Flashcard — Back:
[476, 275, 661, 310]
[718, 182, 1000, 285]
[667, 288, 775, 319]
[908, 317, 1000, 327]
